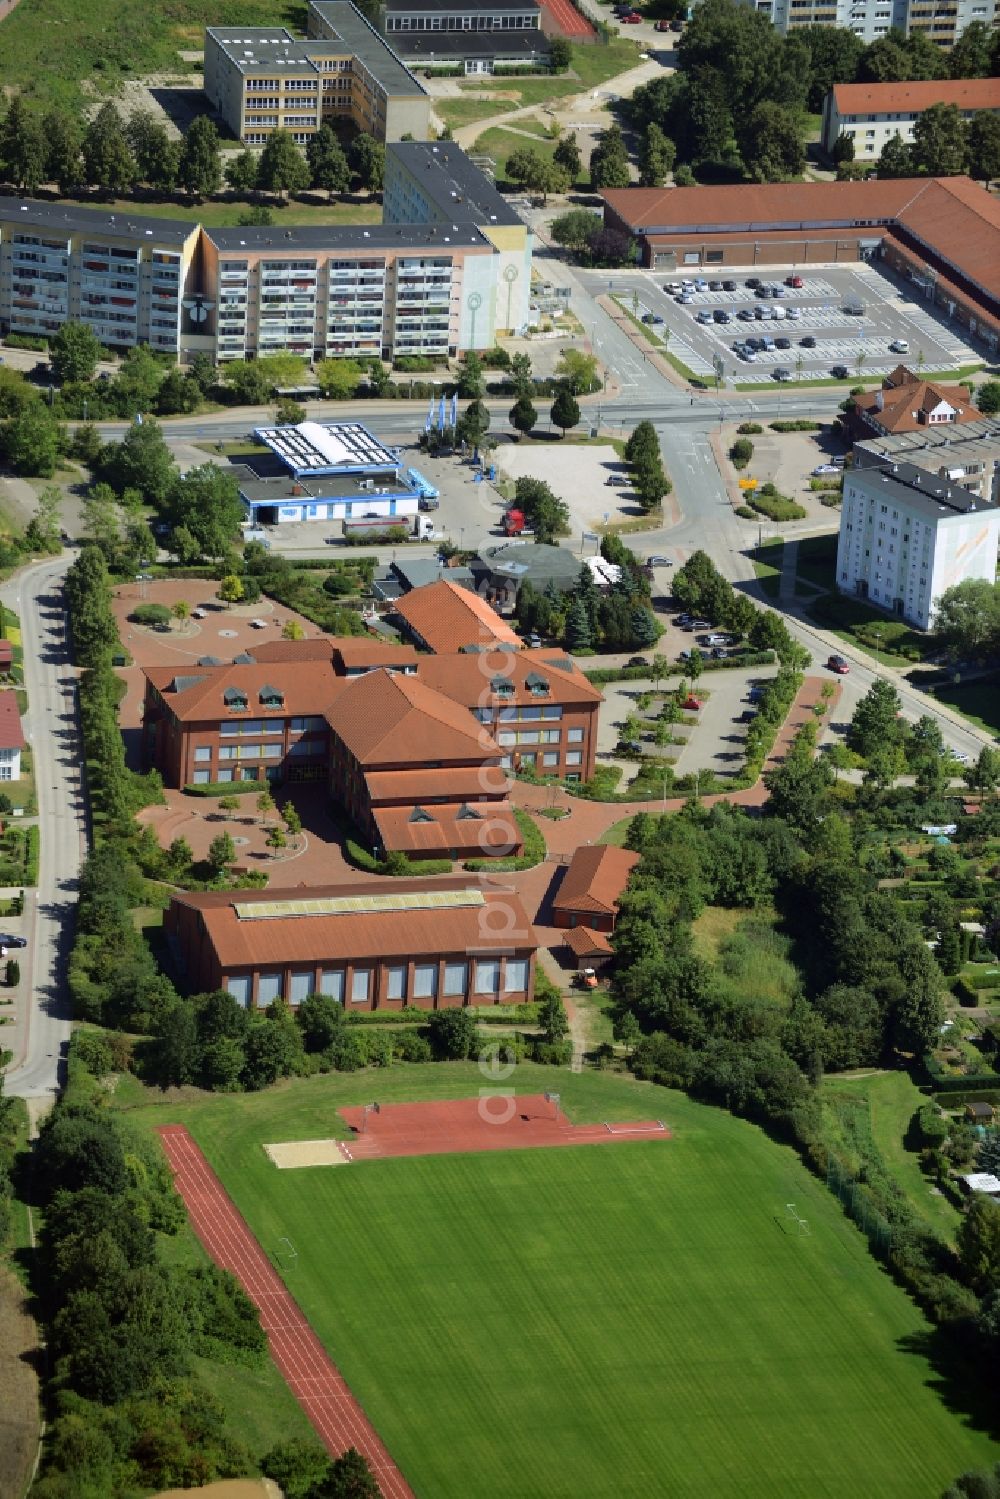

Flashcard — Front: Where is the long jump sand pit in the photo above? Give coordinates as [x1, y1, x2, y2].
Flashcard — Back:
[337, 1094, 671, 1162]
[264, 1138, 350, 1168]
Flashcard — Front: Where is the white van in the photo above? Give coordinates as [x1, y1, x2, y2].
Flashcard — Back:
[772, 305, 786, 320]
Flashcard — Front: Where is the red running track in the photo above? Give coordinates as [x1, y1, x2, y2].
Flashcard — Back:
[157, 1124, 413, 1499]
[538, 0, 595, 38]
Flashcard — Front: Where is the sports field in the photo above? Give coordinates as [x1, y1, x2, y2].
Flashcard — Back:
[126, 1064, 1000, 1499]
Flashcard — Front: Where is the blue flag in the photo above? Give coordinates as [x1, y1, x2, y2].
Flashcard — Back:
[425, 396, 434, 434]
[438, 394, 447, 431]
[450, 391, 458, 427]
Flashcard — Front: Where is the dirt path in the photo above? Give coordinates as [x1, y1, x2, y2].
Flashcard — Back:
[0, 1265, 41, 1499]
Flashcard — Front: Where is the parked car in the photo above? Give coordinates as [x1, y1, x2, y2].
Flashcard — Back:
[800, 335, 816, 348]
[642, 312, 665, 325]
[681, 695, 704, 711]
[951, 749, 971, 764]
[889, 339, 909, 354]
[785, 307, 801, 320]
[0, 935, 27, 948]
[708, 280, 723, 291]
[737, 709, 756, 723]
[622, 12, 643, 21]
[711, 647, 727, 660]
[627, 655, 650, 669]
[742, 348, 759, 362]
[655, 17, 672, 28]
[736, 308, 754, 321]
[826, 654, 850, 674]
[696, 310, 713, 324]
[813, 464, 839, 476]
[722, 279, 737, 291]
[748, 687, 764, 703]
[703, 634, 727, 646]
[646, 554, 670, 566]
[249, 618, 268, 629]
[776, 337, 791, 349]
[773, 367, 791, 380]
[831, 364, 850, 378]
[664, 281, 683, 293]
[785, 275, 804, 288]
[526, 634, 543, 649]
[690, 619, 711, 630]
[745, 276, 761, 288]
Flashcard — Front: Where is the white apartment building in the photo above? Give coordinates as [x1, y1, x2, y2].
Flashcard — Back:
[822, 78, 1000, 158]
[737, 0, 996, 45]
[837, 461, 1000, 629]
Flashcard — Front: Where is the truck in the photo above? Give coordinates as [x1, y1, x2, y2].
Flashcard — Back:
[502, 508, 528, 536]
[340, 513, 437, 542]
[405, 467, 440, 509]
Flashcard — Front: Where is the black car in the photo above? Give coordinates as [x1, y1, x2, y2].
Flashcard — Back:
[745, 276, 761, 288]
[736, 308, 754, 321]
[0, 934, 26, 948]
[714, 309, 731, 323]
[773, 367, 791, 381]
[775, 337, 791, 349]
[800, 335, 817, 348]
[708, 279, 723, 291]
[831, 364, 850, 378]
[711, 647, 727, 660]
[746, 336, 762, 350]
[754, 285, 770, 298]
[627, 656, 649, 669]
[722, 280, 737, 291]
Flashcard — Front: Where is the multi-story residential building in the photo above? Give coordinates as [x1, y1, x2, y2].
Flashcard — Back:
[204, 4, 430, 147]
[601, 176, 1000, 355]
[853, 419, 1000, 506]
[0, 199, 200, 353]
[836, 460, 1000, 629]
[735, 0, 996, 45]
[164, 877, 538, 1010]
[376, 0, 550, 75]
[850, 364, 982, 438]
[821, 79, 1000, 158]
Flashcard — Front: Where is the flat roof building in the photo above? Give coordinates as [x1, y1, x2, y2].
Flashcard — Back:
[380, 0, 550, 76]
[205, 5, 430, 147]
[853, 420, 1000, 507]
[735, 0, 997, 48]
[164, 876, 538, 1010]
[822, 78, 1000, 159]
[836, 459, 1000, 630]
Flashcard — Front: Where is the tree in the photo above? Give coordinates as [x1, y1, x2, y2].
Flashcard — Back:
[678, 0, 784, 120]
[262, 1439, 334, 1499]
[877, 133, 914, 178]
[99, 420, 175, 506]
[256, 790, 275, 822]
[178, 115, 222, 198]
[798, 25, 865, 112]
[218, 574, 244, 607]
[282, 619, 305, 641]
[226, 149, 260, 194]
[82, 102, 136, 193]
[976, 380, 1000, 416]
[538, 991, 569, 1045]
[428, 1008, 477, 1060]
[324, 1447, 381, 1499]
[165, 463, 244, 561]
[932, 578, 1000, 660]
[350, 133, 385, 193]
[456, 399, 490, 450]
[589, 124, 630, 189]
[555, 348, 598, 396]
[457, 352, 485, 399]
[553, 131, 582, 181]
[858, 32, 911, 83]
[513, 476, 569, 543]
[639, 123, 676, 187]
[848, 678, 902, 759]
[266, 826, 287, 857]
[967, 112, 1000, 183]
[504, 147, 569, 200]
[509, 395, 537, 440]
[831, 131, 855, 165]
[958, 1195, 1000, 1294]
[966, 745, 1000, 794]
[2, 405, 60, 478]
[306, 123, 351, 195]
[127, 112, 179, 191]
[948, 19, 994, 77]
[550, 208, 600, 253]
[44, 109, 83, 193]
[549, 36, 572, 71]
[257, 131, 310, 197]
[50, 322, 102, 386]
[0, 98, 47, 193]
[911, 102, 968, 176]
[680, 70, 733, 166]
[207, 832, 236, 876]
[739, 102, 804, 181]
[316, 358, 364, 400]
[630, 605, 660, 649]
[565, 596, 593, 653]
[550, 386, 580, 438]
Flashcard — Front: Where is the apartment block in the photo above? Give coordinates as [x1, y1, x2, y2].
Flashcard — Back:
[853, 419, 1000, 506]
[205, 3, 429, 148]
[0, 199, 199, 353]
[836, 460, 1000, 629]
[822, 78, 1000, 158]
[164, 878, 538, 1011]
[736, 0, 996, 44]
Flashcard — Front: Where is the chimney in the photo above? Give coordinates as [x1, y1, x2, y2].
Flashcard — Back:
[875, 390, 883, 410]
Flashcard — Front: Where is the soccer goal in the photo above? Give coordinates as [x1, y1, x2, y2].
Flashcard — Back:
[785, 1202, 811, 1236]
[274, 1235, 299, 1270]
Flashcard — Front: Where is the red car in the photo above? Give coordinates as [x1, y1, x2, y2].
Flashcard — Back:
[622, 12, 643, 21]
[785, 275, 804, 289]
[681, 695, 704, 711]
[655, 17, 671, 27]
[826, 654, 850, 674]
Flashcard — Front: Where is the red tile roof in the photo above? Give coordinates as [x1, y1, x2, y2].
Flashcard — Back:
[832, 79, 1000, 117]
[551, 844, 640, 918]
[144, 662, 342, 722]
[243, 639, 338, 664]
[333, 640, 421, 672]
[372, 801, 521, 856]
[365, 766, 511, 803]
[393, 579, 522, 654]
[417, 650, 603, 705]
[855, 369, 980, 434]
[169, 877, 537, 969]
[324, 668, 500, 767]
[562, 924, 613, 958]
[0, 690, 25, 751]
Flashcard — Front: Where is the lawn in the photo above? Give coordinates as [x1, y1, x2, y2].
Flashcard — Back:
[823, 1072, 962, 1242]
[122, 1064, 1000, 1499]
[439, 40, 640, 134]
[472, 128, 565, 179]
[931, 675, 1000, 737]
[52, 195, 382, 229]
[751, 539, 783, 599]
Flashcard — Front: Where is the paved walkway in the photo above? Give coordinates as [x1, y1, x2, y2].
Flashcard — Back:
[158, 1125, 414, 1499]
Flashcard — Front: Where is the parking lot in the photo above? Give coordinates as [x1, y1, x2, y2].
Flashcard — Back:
[621, 261, 979, 385]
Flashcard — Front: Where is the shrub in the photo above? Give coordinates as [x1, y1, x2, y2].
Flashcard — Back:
[395, 1030, 432, 1063]
[737, 422, 763, 435]
[735, 504, 756, 519]
[131, 603, 172, 628]
[183, 779, 269, 798]
[730, 437, 753, 469]
[748, 491, 807, 522]
[770, 419, 820, 432]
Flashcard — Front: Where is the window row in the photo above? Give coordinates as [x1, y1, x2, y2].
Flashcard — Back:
[225, 956, 530, 1008]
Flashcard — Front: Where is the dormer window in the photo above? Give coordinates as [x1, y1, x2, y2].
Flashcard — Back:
[490, 676, 515, 698]
[224, 687, 248, 712]
[526, 673, 550, 697]
[409, 806, 434, 823]
[259, 684, 284, 708]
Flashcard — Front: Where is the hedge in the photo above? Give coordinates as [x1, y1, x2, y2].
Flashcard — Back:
[770, 419, 821, 432]
[952, 977, 979, 1007]
[464, 808, 545, 872]
[923, 1055, 1000, 1091]
[932, 1088, 1000, 1107]
[183, 779, 269, 797]
[687, 649, 776, 673]
[747, 490, 807, 522]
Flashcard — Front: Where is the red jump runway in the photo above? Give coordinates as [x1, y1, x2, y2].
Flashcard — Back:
[157, 1124, 413, 1499]
[538, 0, 596, 38]
[338, 1094, 670, 1161]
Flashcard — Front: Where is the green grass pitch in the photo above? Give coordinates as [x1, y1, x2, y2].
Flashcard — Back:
[124, 1064, 1000, 1499]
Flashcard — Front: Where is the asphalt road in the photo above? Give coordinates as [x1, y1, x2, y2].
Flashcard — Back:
[3, 554, 81, 1100]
